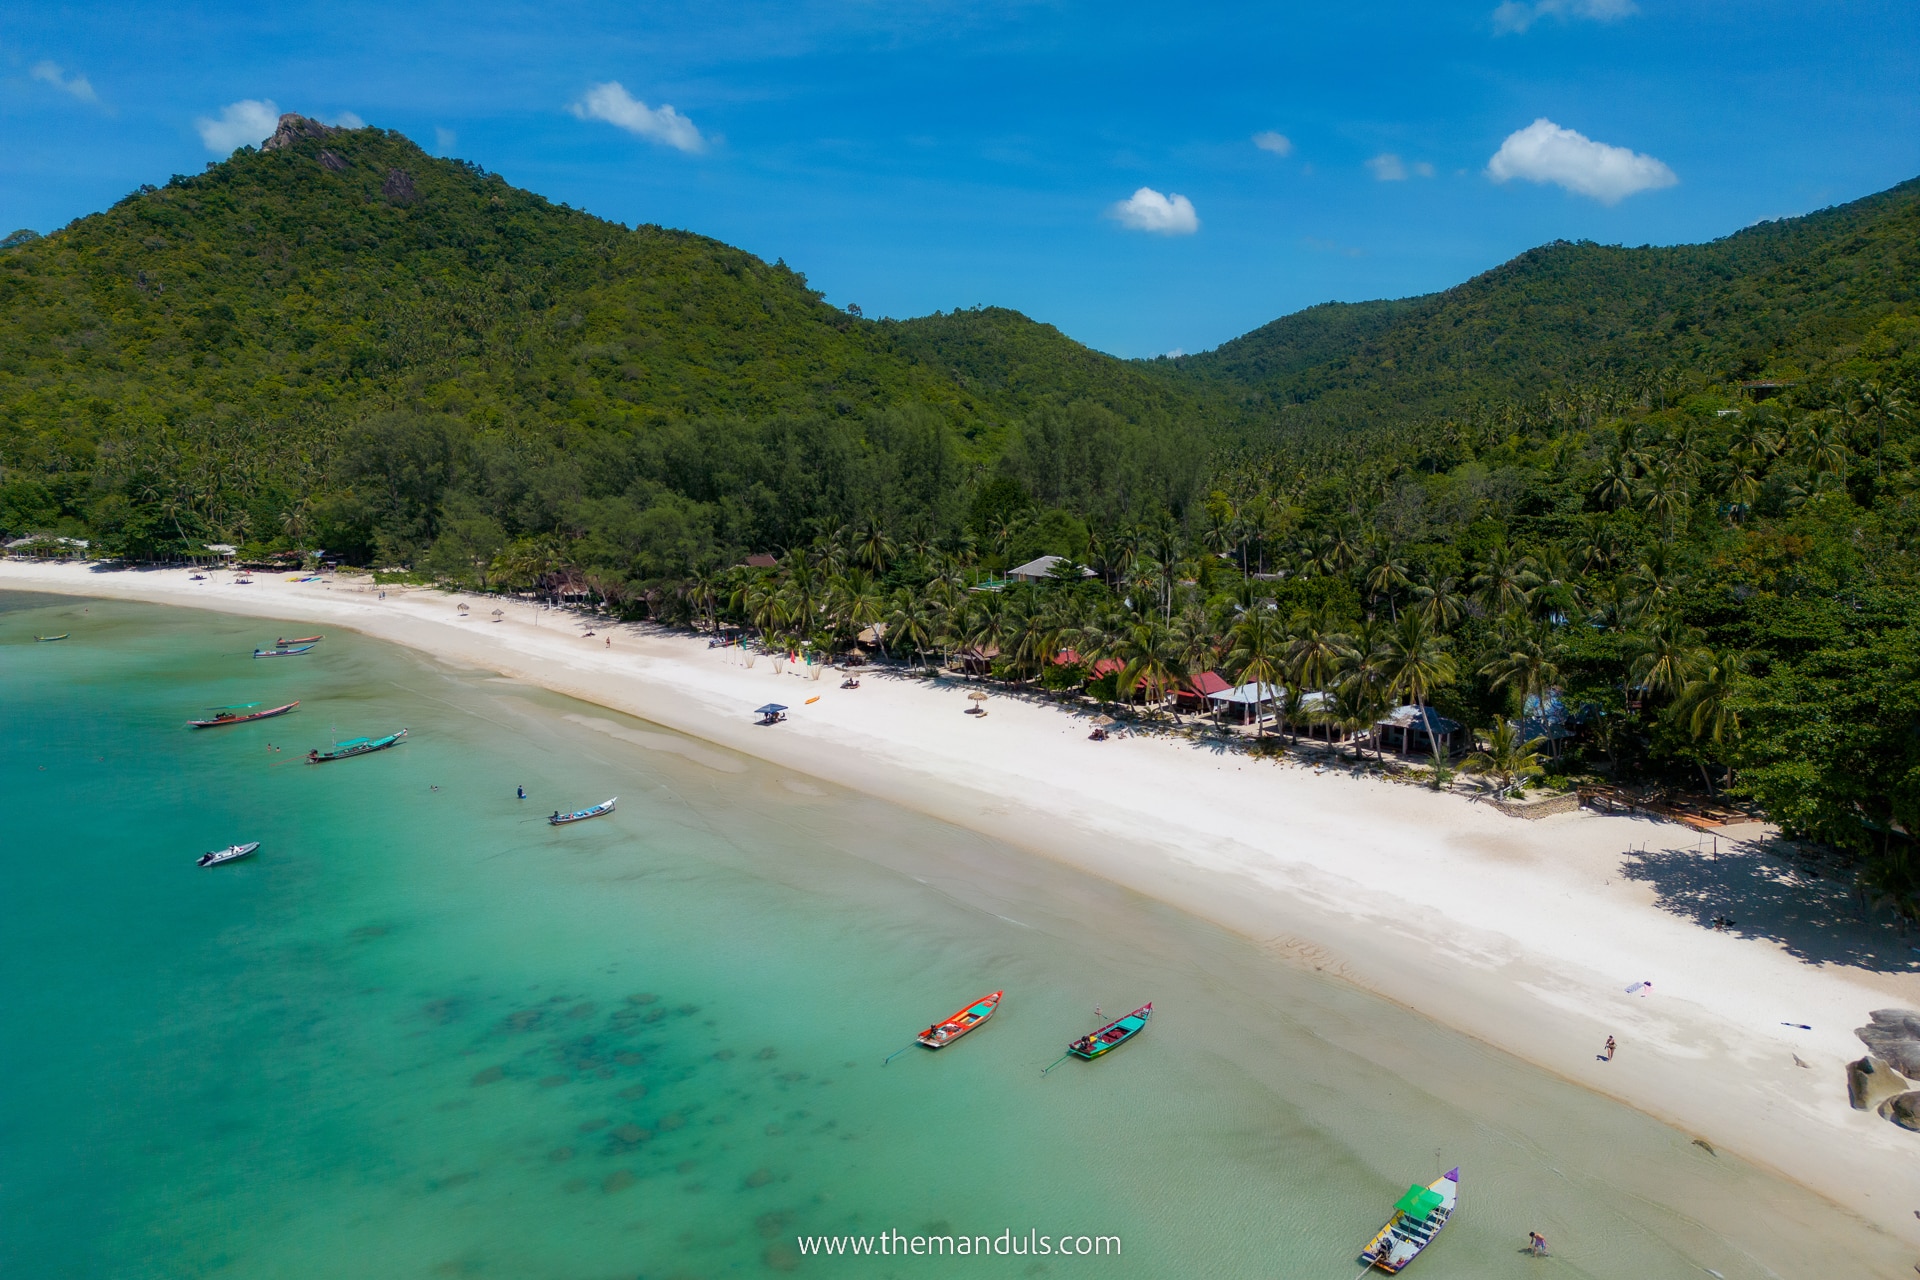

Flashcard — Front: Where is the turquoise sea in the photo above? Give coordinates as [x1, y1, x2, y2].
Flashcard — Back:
[0, 592, 1903, 1279]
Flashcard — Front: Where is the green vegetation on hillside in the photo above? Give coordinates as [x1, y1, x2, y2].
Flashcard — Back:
[0, 119, 1207, 571]
[1169, 179, 1920, 437]
[2, 118, 1916, 920]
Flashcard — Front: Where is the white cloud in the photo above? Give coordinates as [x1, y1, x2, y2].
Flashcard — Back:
[435, 126, 457, 154]
[1367, 153, 1408, 181]
[1486, 117, 1676, 203]
[1412, 160, 1435, 178]
[1252, 131, 1292, 157]
[196, 99, 280, 153]
[1493, 0, 1637, 34]
[325, 111, 365, 130]
[1109, 187, 1199, 235]
[31, 61, 97, 104]
[570, 81, 705, 153]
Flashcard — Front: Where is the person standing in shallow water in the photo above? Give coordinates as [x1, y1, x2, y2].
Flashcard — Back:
[1528, 1230, 1549, 1256]
[517, 785, 525, 800]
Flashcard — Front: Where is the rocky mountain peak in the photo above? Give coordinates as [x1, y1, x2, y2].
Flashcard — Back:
[260, 114, 337, 152]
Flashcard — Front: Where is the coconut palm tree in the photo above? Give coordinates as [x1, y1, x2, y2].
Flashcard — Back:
[1408, 570, 1468, 632]
[1227, 606, 1286, 738]
[1628, 615, 1707, 706]
[1462, 719, 1548, 793]
[885, 587, 937, 671]
[1471, 542, 1529, 618]
[1373, 613, 1457, 747]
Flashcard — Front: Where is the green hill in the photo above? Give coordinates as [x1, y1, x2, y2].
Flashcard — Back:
[0, 115, 1207, 568]
[1164, 178, 1920, 433]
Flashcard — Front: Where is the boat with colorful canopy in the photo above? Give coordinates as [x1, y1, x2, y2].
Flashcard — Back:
[188, 700, 299, 728]
[916, 991, 1002, 1049]
[1068, 1003, 1151, 1060]
[307, 728, 407, 763]
[1358, 1168, 1458, 1272]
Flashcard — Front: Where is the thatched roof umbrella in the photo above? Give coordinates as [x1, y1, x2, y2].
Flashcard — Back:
[967, 690, 988, 714]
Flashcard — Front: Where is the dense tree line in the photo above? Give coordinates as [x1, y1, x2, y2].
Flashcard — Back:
[2, 121, 1917, 924]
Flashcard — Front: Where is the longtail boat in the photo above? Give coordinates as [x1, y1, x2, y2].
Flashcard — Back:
[307, 728, 407, 763]
[35, 633, 70, 642]
[253, 644, 315, 658]
[1068, 1003, 1151, 1060]
[189, 700, 299, 729]
[1359, 1168, 1458, 1273]
[276, 635, 323, 647]
[198, 841, 260, 868]
[549, 797, 617, 825]
[916, 991, 1002, 1049]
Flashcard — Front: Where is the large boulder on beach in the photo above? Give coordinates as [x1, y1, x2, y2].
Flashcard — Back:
[1848, 1056, 1909, 1111]
[1854, 1009, 1920, 1077]
[1877, 1092, 1920, 1131]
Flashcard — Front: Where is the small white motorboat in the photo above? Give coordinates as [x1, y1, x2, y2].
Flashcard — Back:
[198, 841, 260, 868]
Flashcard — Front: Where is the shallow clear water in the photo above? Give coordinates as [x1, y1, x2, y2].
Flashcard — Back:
[0, 592, 1902, 1279]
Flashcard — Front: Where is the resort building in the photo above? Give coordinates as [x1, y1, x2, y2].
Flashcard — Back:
[1372, 705, 1463, 757]
[1005, 555, 1095, 583]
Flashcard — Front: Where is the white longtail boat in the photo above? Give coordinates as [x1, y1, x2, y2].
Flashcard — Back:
[549, 797, 616, 826]
[1358, 1167, 1457, 1272]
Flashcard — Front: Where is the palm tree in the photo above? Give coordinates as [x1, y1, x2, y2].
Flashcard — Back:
[1589, 447, 1638, 510]
[885, 587, 937, 671]
[1462, 720, 1548, 793]
[1286, 604, 1351, 700]
[1480, 618, 1565, 756]
[1672, 647, 1749, 792]
[1628, 615, 1706, 705]
[1227, 607, 1285, 738]
[1408, 570, 1468, 631]
[1364, 543, 1411, 620]
[1116, 617, 1185, 715]
[830, 569, 886, 657]
[1373, 613, 1457, 751]
[1471, 543, 1529, 618]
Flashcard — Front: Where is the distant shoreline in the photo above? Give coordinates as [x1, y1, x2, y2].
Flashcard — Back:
[6, 558, 1918, 1249]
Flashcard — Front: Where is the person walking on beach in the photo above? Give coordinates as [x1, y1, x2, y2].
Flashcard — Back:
[1602, 1035, 1616, 1061]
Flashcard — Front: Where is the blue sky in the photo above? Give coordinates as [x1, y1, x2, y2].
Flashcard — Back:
[3, 1, 1916, 357]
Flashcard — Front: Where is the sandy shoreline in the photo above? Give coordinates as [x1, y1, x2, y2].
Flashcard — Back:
[8, 560, 1919, 1250]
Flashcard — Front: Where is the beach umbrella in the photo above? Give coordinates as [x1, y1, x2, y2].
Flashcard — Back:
[755, 704, 788, 716]
[967, 690, 988, 702]
[1092, 714, 1115, 727]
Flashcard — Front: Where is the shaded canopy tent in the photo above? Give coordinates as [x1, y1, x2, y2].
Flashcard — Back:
[1206, 681, 1284, 727]
[1394, 1184, 1445, 1218]
[754, 703, 788, 724]
[1374, 704, 1463, 756]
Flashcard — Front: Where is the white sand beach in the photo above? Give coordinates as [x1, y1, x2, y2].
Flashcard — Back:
[8, 559, 1919, 1249]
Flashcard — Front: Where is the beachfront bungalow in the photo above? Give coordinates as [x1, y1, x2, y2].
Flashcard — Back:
[1005, 555, 1095, 584]
[1294, 690, 1353, 743]
[1207, 681, 1283, 727]
[5, 535, 90, 560]
[742, 553, 778, 569]
[1174, 670, 1231, 713]
[951, 645, 1000, 676]
[1373, 705, 1463, 757]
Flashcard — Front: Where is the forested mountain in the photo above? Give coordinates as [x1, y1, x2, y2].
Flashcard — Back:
[1166, 179, 1920, 435]
[0, 116, 1207, 569]
[4, 116, 1918, 902]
